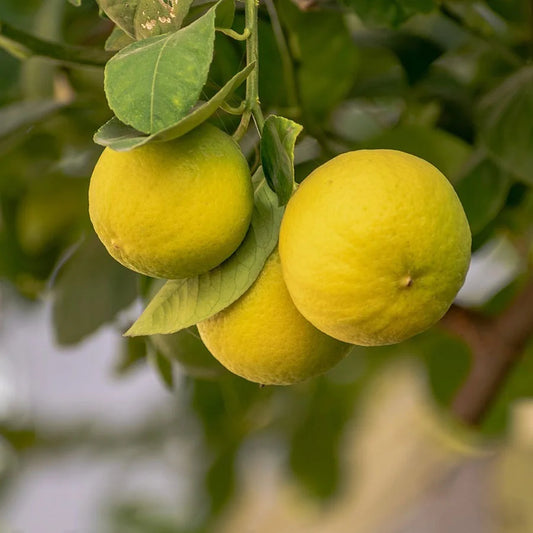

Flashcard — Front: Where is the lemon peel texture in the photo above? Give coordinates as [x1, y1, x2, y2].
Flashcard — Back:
[279, 149, 471, 346]
[89, 123, 253, 279]
[197, 251, 350, 385]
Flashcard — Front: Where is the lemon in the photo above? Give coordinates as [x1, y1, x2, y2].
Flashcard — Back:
[197, 250, 349, 385]
[279, 149, 471, 346]
[89, 124, 253, 279]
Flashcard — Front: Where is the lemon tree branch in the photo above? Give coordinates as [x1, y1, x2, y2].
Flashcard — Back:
[0, 19, 112, 66]
[441, 277, 533, 425]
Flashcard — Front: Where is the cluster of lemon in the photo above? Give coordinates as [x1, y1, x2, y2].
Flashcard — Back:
[89, 124, 471, 385]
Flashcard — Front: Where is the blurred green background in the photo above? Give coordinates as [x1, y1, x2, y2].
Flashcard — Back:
[0, 0, 532, 531]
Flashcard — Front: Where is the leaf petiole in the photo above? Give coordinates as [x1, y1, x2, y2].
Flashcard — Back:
[216, 27, 251, 40]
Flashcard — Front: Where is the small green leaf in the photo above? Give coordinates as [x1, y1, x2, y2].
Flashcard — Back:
[104, 26, 135, 52]
[0, 100, 64, 139]
[52, 234, 138, 345]
[261, 115, 303, 206]
[148, 348, 174, 390]
[104, 7, 216, 134]
[479, 66, 533, 186]
[126, 171, 284, 336]
[68, 0, 82, 6]
[94, 62, 254, 151]
[455, 153, 512, 235]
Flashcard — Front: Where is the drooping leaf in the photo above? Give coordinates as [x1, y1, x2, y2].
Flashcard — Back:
[126, 172, 284, 336]
[479, 66, 533, 186]
[150, 327, 226, 379]
[94, 62, 254, 151]
[455, 153, 512, 235]
[52, 234, 138, 345]
[148, 348, 174, 390]
[0, 100, 64, 139]
[104, 26, 135, 52]
[104, 7, 216, 134]
[115, 336, 147, 375]
[346, 0, 436, 27]
[261, 115, 303, 206]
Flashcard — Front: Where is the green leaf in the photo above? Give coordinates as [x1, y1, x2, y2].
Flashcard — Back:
[134, 0, 194, 39]
[115, 336, 147, 375]
[104, 6, 216, 134]
[261, 115, 303, 206]
[68, 0, 81, 6]
[126, 171, 284, 336]
[150, 327, 226, 379]
[215, 0, 235, 29]
[52, 234, 138, 345]
[97, 0, 139, 37]
[104, 26, 135, 52]
[279, 0, 358, 123]
[479, 66, 533, 186]
[94, 62, 254, 151]
[347, 0, 436, 27]
[0, 100, 64, 139]
[455, 153, 512, 235]
[289, 378, 357, 500]
[148, 348, 174, 390]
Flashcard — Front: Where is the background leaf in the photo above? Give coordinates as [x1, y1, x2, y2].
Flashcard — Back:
[52, 234, 138, 345]
[346, 0, 436, 27]
[479, 66, 533, 186]
[104, 7, 216, 134]
[261, 115, 303, 206]
[0, 100, 64, 139]
[147, 347, 174, 390]
[279, 0, 358, 125]
[455, 153, 512, 235]
[126, 172, 284, 336]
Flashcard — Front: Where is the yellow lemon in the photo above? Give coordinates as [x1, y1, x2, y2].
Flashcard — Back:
[89, 124, 253, 279]
[197, 250, 349, 385]
[279, 149, 471, 346]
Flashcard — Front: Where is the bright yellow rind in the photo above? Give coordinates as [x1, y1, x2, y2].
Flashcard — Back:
[279, 149, 471, 346]
[197, 251, 350, 385]
[89, 123, 253, 279]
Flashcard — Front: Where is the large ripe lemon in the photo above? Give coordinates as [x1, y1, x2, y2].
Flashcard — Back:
[197, 250, 350, 385]
[89, 124, 253, 279]
[279, 149, 471, 346]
